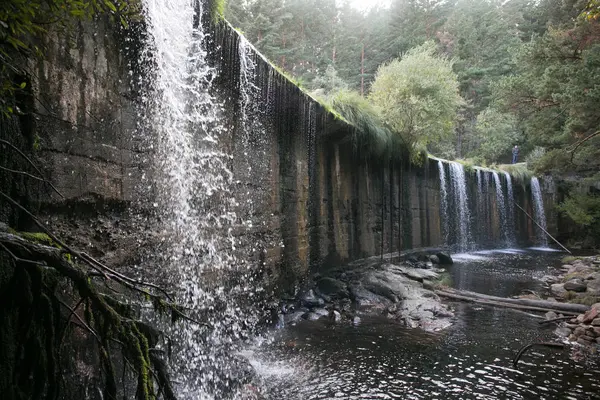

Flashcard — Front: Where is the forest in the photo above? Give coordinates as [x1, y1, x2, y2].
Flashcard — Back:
[226, 0, 600, 240]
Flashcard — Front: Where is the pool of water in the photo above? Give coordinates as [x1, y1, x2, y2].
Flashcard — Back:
[246, 249, 600, 399]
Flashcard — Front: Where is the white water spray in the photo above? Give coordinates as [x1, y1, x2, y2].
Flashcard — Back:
[438, 160, 449, 245]
[504, 172, 516, 245]
[492, 172, 509, 246]
[140, 0, 250, 397]
[449, 162, 471, 251]
[530, 177, 549, 247]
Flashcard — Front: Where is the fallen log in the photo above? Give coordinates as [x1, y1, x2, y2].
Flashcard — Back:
[436, 288, 588, 315]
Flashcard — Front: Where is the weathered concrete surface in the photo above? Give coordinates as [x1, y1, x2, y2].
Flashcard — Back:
[1, 14, 557, 291]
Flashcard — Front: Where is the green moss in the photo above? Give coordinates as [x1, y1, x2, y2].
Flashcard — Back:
[210, 0, 226, 24]
[18, 232, 59, 247]
[433, 272, 453, 289]
[562, 255, 580, 263]
[564, 290, 577, 300]
[497, 163, 534, 183]
[571, 294, 600, 306]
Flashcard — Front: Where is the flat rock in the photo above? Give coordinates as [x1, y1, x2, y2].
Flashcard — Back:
[348, 285, 392, 311]
[541, 275, 560, 284]
[555, 327, 572, 337]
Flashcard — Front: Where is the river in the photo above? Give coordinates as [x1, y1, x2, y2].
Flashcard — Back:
[244, 249, 600, 399]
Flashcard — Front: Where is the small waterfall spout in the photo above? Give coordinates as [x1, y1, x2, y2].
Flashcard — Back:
[492, 172, 509, 246]
[531, 177, 549, 247]
[438, 160, 449, 244]
[449, 162, 472, 251]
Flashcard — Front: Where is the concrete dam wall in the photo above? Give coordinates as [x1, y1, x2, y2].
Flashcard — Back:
[1, 12, 557, 289]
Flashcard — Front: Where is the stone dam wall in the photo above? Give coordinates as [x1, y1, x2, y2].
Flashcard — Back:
[0, 12, 558, 289]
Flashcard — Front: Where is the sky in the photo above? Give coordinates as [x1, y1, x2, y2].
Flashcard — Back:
[346, 0, 392, 11]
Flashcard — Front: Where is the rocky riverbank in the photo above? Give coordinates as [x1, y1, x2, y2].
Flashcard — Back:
[277, 253, 456, 332]
[538, 255, 600, 347]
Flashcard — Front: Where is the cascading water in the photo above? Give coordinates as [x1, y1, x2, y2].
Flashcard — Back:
[438, 160, 449, 244]
[504, 172, 516, 245]
[492, 172, 509, 246]
[449, 162, 471, 251]
[140, 0, 253, 397]
[475, 169, 485, 246]
[531, 177, 549, 247]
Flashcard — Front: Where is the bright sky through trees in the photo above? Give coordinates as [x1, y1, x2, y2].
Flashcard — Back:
[347, 0, 391, 11]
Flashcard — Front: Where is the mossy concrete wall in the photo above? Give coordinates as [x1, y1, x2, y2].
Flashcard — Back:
[1, 15, 558, 290]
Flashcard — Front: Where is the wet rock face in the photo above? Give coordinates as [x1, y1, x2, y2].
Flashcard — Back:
[276, 258, 454, 332]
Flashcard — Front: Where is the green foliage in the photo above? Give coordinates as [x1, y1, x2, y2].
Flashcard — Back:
[497, 163, 534, 183]
[525, 146, 547, 170]
[557, 192, 600, 226]
[211, 0, 226, 24]
[369, 41, 463, 159]
[328, 90, 398, 160]
[470, 108, 522, 163]
[310, 64, 348, 99]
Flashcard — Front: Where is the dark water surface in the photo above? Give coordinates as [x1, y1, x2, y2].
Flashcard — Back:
[247, 249, 600, 399]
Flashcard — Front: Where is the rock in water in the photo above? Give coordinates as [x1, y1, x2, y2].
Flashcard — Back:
[429, 255, 440, 264]
[300, 290, 325, 308]
[436, 252, 454, 265]
[316, 277, 349, 299]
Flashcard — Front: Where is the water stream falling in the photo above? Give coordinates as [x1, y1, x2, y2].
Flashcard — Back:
[504, 172, 516, 245]
[531, 177, 549, 247]
[437, 160, 449, 245]
[492, 172, 509, 246]
[449, 162, 471, 251]
[140, 0, 251, 397]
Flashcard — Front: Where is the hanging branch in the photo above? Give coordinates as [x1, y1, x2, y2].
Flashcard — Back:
[567, 130, 600, 163]
[0, 138, 65, 199]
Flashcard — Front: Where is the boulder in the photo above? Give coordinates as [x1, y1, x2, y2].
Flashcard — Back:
[582, 307, 599, 324]
[316, 277, 349, 299]
[554, 327, 572, 337]
[429, 255, 440, 264]
[550, 283, 567, 297]
[586, 280, 600, 296]
[300, 290, 325, 308]
[564, 279, 587, 293]
[591, 318, 600, 326]
[283, 311, 306, 325]
[545, 311, 558, 320]
[436, 252, 454, 265]
[352, 316, 362, 326]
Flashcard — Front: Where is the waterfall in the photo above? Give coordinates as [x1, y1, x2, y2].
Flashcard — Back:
[438, 160, 449, 244]
[475, 169, 484, 246]
[449, 162, 471, 251]
[492, 172, 509, 246]
[531, 177, 549, 247]
[504, 172, 516, 246]
[140, 0, 248, 397]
